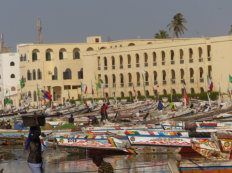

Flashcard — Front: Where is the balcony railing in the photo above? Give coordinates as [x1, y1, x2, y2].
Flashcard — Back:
[113, 83, 116, 88]
[153, 62, 157, 66]
[171, 61, 175, 65]
[120, 65, 123, 69]
[144, 63, 148, 67]
[145, 82, 149, 86]
[180, 60, 184, 64]
[171, 79, 176, 84]
[199, 58, 203, 62]
[136, 64, 140, 67]
[128, 83, 132, 87]
[189, 59, 193, 63]
[163, 80, 167, 85]
[98, 67, 101, 70]
[128, 64, 131, 68]
[120, 83, 124, 87]
[162, 62, 165, 65]
[105, 84, 108, 88]
[104, 66, 107, 70]
[112, 65, 115, 69]
[190, 78, 194, 83]
[137, 83, 140, 86]
[154, 81, 158, 85]
[181, 79, 185, 84]
[200, 78, 204, 83]
[208, 57, 211, 61]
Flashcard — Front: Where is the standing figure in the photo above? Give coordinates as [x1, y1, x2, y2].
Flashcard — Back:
[68, 114, 74, 124]
[103, 102, 109, 120]
[158, 100, 164, 113]
[26, 126, 43, 173]
[92, 155, 114, 173]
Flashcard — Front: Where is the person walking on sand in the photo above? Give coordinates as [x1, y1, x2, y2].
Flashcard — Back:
[26, 126, 43, 173]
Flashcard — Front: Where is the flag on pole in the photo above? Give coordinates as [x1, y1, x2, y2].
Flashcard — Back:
[229, 74, 232, 83]
[20, 78, 25, 89]
[207, 75, 213, 92]
[182, 80, 189, 104]
[41, 89, 52, 101]
[95, 75, 100, 91]
[81, 84, 87, 94]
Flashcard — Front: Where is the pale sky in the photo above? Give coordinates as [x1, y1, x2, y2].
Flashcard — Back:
[1, 0, 232, 50]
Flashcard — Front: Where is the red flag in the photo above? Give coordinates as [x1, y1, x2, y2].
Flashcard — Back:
[184, 86, 189, 104]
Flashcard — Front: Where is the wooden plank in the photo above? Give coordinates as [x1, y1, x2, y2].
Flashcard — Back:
[168, 159, 180, 173]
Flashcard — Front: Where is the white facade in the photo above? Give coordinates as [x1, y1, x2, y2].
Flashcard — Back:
[0, 53, 19, 107]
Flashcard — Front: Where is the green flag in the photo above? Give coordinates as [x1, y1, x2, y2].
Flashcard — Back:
[4, 97, 11, 105]
[20, 79, 25, 89]
[229, 75, 232, 83]
[95, 75, 100, 91]
[37, 88, 40, 97]
[5, 90, 8, 94]
[80, 82, 84, 105]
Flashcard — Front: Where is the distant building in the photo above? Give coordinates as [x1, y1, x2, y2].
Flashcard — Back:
[17, 35, 232, 106]
[0, 52, 19, 107]
[0, 33, 11, 53]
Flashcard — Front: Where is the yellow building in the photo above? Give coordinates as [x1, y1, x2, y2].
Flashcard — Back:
[17, 35, 232, 106]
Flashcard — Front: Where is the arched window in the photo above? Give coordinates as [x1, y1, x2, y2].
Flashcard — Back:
[27, 70, 31, 80]
[37, 69, 42, 80]
[121, 92, 125, 98]
[153, 52, 157, 66]
[119, 55, 123, 69]
[200, 87, 204, 93]
[10, 62, 15, 66]
[136, 72, 140, 86]
[145, 72, 149, 84]
[180, 49, 184, 64]
[128, 73, 132, 85]
[190, 68, 194, 78]
[127, 55, 131, 67]
[180, 69, 184, 79]
[86, 47, 94, 51]
[198, 47, 203, 58]
[170, 50, 175, 64]
[11, 87, 16, 91]
[162, 70, 166, 81]
[46, 49, 52, 61]
[129, 91, 133, 98]
[24, 54, 27, 61]
[137, 91, 141, 97]
[189, 48, 193, 62]
[97, 57, 101, 67]
[59, 48, 66, 60]
[171, 70, 175, 79]
[33, 91, 37, 101]
[153, 71, 157, 84]
[104, 75, 108, 88]
[112, 74, 116, 87]
[136, 54, 140, 67]
[191, 88, 195, 94]
[199, 67, 203, 78]
[32, 51, 38, 61]
[208, 65, 212, 78]
[10, 74, 15, 78]
[162, 51, 165, 65]
[63, 68, 72, 80]
[163, 89, 167, 95]
[111, 56, 115, 69]
[146, 90, 149, 97]
[128, 43, 135, 46]
[144, 53, 148, 67]
[20, 55, 23, 61]
[172, 89, 176, 95]
[104, 57, 107, 67]
[120, 73, 124, 86]
[28, 91, 32, 98]
[53, 67, 58, 80]
[73, 48, 80, 59]
[33, 69, 36, 80]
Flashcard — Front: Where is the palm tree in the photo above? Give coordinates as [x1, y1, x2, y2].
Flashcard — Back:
[167, 13, 187, 38]
[154, 30, 169, 39]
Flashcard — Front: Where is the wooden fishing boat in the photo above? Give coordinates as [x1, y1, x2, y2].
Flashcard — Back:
[55, 134, 135, 154]
[168, 159, 232, 173]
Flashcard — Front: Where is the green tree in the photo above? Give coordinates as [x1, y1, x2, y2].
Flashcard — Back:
[154, 30, 169, 39]
[167, 13, 187, 38]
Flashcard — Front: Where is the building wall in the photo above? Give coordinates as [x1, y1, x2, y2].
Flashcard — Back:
[0, 53, 19, 107]
[17, 35, 232, 106]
